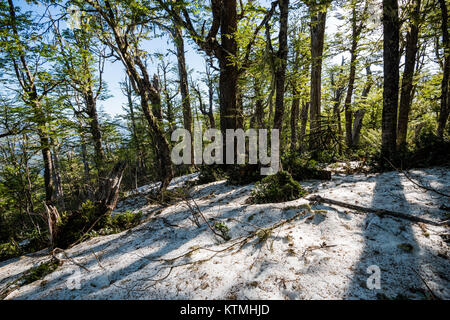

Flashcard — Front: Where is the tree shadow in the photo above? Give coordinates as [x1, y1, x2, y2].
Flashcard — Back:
[344, 171, 449, 299]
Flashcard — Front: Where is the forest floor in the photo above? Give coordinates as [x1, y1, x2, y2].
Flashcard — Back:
[1, 165, 449, 300]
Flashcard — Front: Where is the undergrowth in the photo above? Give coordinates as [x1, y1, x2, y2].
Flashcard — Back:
[249, 171, 307, 204]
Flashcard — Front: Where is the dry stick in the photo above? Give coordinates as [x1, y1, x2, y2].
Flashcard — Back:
[384, 157, 450, 198]
[184, 194, 230, 241]
[413, 269, 441, 300]
[302, 243, 338, 257]
[308, 195, 450, 226]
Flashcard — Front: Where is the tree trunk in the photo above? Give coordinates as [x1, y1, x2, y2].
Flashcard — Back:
[331, 57, 345, 154]
[309, 4, 327, 151]
[219, 0, 240, 134]
[174, 25, 193, 137]
[85, 89, 105, 173]
[352, 66, 373, 147]
[437, 0, 449, 139]
[51, 145, 65, 209]
[206, 60, 216, 129]
[397, 0, 421, 149]
[273, 0, 289, 133]
[290, 86, 299, 152]
[344, 1, 368, 148]
[299, 101, 309, 148]
[344, 49, 357, 148]
[7, 0, 54, 205]
[381, 0, 400, 162]
[95, 161, 127, 215]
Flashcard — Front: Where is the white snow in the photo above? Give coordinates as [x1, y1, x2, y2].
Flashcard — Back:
[1, 166, 449, 300]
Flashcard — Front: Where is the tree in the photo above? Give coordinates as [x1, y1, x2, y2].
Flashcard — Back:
[343, 0, 369, 148]
[308, 0, 331, 151]
[381, 0, 400, 162]
[273, 0, 290, 135]
[0, 0, 61, 205]
[437, 0, 449, 139]
[78, 0, 174, 190]
[397, 0, 421, 149]
[52, 19, 107, 174]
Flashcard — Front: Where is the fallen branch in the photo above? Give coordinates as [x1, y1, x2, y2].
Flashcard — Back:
[384, 158, 450, 198]
[413, 269, 441, 300]
[308, 195, 449, 226]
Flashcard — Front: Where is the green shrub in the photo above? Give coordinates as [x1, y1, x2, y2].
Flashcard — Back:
[249, 171, 307, 204]
[22, 260, 59, 285]
[214, 221, 231, 241]
[55, 201, 143, 249]
[282, 153, 331, 181]
[0, 240, 22, 262]
[227, 164, 262, 185]
[198, 165, 226, 184]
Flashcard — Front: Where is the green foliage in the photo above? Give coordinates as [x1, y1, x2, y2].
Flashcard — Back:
[227, 164, 262, 185]
[282, 153, 331, 181]
[55, 201, 143, 248]
[256, 228, 271, 242]
[198, 165, 226, 184]
[408, 130, 450, 167]
[249, 171, 307, 204]
[214, 221, 231, 241]
[0, 240, 22, 262]
[22, 260, 59, 285]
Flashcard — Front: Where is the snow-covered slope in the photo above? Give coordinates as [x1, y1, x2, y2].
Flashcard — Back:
[1, 167, 449, 300]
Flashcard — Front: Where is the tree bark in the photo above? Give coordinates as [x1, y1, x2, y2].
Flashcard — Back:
[273, 0, 289, 134]
[397, 0, 421, 149]
[344, 1, 368, 148]
[84, 89, 105, 173]
[437, 0, 449, 139]
[352, 66, 373, 147]
[309, 3, 328, 151]
[299, 101, 309, 148]
[6, 0, 55, 205]
[174, 25, 193, 137]
[381, 0, 400, 162]
[290, 85, 300, 152]
[219, 0, 241, 135]
[331, 57, 345, 154]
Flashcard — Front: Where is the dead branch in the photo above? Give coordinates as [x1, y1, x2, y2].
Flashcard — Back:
[413, 268, 441, 300]
[309, 195, 450, 226]
[384, 158, 450, 198]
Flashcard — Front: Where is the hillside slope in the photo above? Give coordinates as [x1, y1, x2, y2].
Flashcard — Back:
[1, 167, 449, 300]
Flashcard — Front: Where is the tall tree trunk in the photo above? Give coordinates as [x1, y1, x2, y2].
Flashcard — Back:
[79, 131, 91, 192]
[251, 79, 264, 129]
[299, 101, 309, 149]
[352, 66, 373, 147]
[344, 1, 368, 148]
[331, 57, 345, 154]
[437, 0, 449, 139]
[174, 25, 193, 138]
[344, 45, 358, 148]
[7, 0, 54, 205]
[381, 0, 400, 162]
[85, 89, 105, 173]
[51, 144, 65, 209]
[219, 0, 240, 134]
[309, 4, 327, 151]
[397, 0, 421, 149]
[39, 130, 54, 205]
[273, 0, 289, 134]
[290, 86, 300, 152]
[206, 58, 216, 129]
